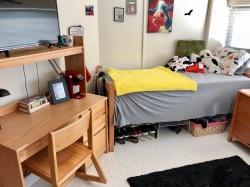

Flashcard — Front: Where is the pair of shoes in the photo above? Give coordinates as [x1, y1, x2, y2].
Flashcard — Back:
[127, 127, 142, 137]
[142, 124, 156, 135]
[115, 128, 130, 139]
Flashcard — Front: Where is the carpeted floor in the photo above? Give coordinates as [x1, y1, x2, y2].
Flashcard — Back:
[127, 156, 250, 187]
[25, 128, 250, 187]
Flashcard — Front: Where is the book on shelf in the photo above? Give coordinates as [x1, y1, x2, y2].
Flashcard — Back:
[18, 102, 50, 114]
[19, 96, 48, 109]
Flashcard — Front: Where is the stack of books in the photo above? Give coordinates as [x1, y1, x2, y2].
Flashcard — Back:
[19, 96, 50, 114]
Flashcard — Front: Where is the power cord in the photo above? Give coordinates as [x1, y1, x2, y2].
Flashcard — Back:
[48, 59, 62, 75]
[22, 65, 29, 98]
[36, 62, 41, 95]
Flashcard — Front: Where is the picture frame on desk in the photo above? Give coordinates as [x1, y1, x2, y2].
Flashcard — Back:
[48, 78, 70, 104]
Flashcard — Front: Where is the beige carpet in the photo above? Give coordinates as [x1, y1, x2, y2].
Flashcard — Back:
[25, 127, 250, 187]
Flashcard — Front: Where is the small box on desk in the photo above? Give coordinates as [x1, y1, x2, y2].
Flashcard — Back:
[187, 118, 227, 137]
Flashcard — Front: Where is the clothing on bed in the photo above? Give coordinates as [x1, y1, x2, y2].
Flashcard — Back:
[108, 66, 197, 96]
[114, 73, 250, 127]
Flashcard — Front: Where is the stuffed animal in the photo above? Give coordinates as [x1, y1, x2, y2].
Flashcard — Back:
[167, 56, 193, 72]
[199, 50, 212, 59]
[190, 53, 202, 64]
[202, 56, 221, 74]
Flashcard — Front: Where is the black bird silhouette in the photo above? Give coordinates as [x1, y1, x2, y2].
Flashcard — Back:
[0, 0, 22, 4]
[184, 9, 193, 16]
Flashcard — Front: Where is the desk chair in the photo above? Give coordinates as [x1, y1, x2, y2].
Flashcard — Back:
[23, 111, 107, 187]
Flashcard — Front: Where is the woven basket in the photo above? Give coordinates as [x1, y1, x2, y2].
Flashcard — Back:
[187, 120, 226, 137]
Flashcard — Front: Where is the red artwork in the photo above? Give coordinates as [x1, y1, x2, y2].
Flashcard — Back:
[147, 0, 174, 33]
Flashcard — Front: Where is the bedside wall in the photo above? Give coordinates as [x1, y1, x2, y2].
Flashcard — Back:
[98, 0, 209, 69]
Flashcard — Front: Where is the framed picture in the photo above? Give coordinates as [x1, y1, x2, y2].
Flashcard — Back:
[48, 78, 70, 104]
[85, 5, 94, 16]
[114, 7, 124, 22]
[126, 0, 137, 15]
[147, 0, 174, 33]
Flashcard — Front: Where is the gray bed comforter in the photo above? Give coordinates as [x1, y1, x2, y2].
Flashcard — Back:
[114, 73, 250, 127]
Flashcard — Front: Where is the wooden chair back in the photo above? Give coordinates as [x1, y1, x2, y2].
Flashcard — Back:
[50, 111, 91, 153]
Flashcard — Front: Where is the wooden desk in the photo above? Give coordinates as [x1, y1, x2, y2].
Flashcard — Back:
[0, 94, 108, 187]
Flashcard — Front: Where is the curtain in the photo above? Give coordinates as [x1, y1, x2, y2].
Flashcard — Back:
[228, 0, 250, 7]
[225, 7, 250, 49]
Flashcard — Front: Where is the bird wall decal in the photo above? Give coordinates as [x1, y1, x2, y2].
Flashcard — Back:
[184, 9, 193, 16]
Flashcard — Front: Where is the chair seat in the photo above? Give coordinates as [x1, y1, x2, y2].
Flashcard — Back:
[23, 143, 92, 182]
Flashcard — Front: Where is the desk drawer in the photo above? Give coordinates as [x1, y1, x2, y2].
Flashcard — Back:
[85, 127, 107, 167]
[84, 127, 107, 154]
[92, 101, 106, 121]
[237, 98, 250, 119]
[93, 114, 106, 134]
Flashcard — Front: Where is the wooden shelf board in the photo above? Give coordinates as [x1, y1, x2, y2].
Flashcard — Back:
[0, 46, 83, 69]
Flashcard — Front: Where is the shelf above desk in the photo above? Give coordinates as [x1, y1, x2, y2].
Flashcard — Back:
[0, 46, 83, 69]
[0, 36, 87, 95]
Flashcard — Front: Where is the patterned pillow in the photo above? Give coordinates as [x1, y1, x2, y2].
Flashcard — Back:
[199, 50, 221, 74]
[220, 50, 250, 75]
[213, 47, 236, 59]
[202, 56, 221, 74]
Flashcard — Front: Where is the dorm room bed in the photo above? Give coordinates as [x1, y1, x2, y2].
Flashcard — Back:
[104, 40, 250, 151]
[105, 72, 250, 151]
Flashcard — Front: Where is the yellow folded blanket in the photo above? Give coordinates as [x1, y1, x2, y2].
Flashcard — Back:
[108, 66, 197, 96]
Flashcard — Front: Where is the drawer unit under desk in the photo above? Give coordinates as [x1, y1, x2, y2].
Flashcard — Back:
[90, 100, 107, 142]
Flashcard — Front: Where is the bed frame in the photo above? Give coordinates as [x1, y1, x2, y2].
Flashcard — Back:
[105, 79, 115, 152]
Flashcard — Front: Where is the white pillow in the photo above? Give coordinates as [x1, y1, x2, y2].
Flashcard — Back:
[220, 50, 250, 75]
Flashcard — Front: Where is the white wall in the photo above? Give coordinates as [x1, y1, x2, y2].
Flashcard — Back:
[207, 0, 229, 51]
[98, 0, 144, 69]
[98, 0, 209, 69]
[143, 0, 209, 68]
[0, 0, 100, 107]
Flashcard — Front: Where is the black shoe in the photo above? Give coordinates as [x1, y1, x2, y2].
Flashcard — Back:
[141, 125, 149, 135]
[121, 127, 130, 138]
[148, 125, 156, 134]
[115, 128, 123, 139]
[135, 127, 143, 137]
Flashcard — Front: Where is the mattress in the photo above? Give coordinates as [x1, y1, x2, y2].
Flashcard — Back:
[114, 73, 250, 127]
